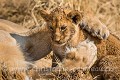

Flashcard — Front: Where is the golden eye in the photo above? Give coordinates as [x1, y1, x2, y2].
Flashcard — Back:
[60, 26, 66, 31]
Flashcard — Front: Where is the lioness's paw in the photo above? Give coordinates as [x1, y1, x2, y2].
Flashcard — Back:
[91, 25, 110, 39]
[80, 18, 110, 39]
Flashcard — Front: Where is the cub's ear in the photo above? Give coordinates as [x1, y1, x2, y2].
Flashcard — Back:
[39, 10, 51, 22]
[67, 10, 83, 25]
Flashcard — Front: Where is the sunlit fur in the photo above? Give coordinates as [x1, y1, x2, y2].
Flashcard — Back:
[0, 30, 27, 72]
[64, 39, 97, 70]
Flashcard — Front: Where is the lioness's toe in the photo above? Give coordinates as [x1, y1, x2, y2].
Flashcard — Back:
[101, 27, 110, 39]
[90, 25, 110, 39]
[96, 26, 109, 39]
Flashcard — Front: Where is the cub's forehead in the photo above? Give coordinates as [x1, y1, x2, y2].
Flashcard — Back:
[49, 16, 72, 28]
[51, 14, 70, 23]
[47, 7, 73, 28]
[50, 12, 67, 21]
[50, 7, 70, 21]
[50, 7, 66, 15]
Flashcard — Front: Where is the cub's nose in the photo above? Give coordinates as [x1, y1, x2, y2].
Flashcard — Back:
[54, 37, 61, 44]
[55, 38, 60, 42]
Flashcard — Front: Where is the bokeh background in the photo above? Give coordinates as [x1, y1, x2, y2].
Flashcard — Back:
[0, 0, 120, 38]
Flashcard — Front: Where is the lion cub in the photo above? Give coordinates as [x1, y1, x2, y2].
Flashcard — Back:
[39, 7, 109, 68]
[64, 39, 97, 70]
[40, 7, 120, 79]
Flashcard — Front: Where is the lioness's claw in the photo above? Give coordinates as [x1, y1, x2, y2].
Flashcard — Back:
[94, 26, 110, 39]
[80, 20, 110, 39]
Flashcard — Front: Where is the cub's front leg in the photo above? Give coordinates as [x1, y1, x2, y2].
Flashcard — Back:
[80, 14, 109, 39]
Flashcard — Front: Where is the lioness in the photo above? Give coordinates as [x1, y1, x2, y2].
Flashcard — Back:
[39, 7, 120, 79]
[0, 30, 29, 80]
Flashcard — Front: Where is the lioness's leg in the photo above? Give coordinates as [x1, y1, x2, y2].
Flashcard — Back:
[94, 55, 120, 80]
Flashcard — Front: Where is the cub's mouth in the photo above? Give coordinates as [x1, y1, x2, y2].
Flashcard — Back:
[51, 36, 71, 45]
[53, 40, 67, 45]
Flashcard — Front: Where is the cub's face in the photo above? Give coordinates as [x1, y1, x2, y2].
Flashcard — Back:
[40, 7, 82, 45]
[47, 15, 75, 45]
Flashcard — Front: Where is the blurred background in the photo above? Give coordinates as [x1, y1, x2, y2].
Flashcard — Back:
[0, 0, 120, 38]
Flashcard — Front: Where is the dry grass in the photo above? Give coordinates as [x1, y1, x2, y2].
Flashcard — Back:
[0, 0, 120, 34]
[0, 0, 120, 80]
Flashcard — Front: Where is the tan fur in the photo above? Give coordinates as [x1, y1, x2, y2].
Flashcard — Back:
[0, 19, 52, 61]
[98, 55, 120, 79]
[0, 30, 26, 70]
[64, 39, 97, 70]
[0, 30, 28, 79]
[0, 44, 27, 72]
[39, 7, 120, 79]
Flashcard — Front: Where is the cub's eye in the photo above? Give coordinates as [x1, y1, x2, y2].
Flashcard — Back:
[60, 26, 66, 31]
[49, 26, 53, 31]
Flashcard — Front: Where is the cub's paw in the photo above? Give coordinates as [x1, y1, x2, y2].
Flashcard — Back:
[80, 17, 110, 39]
